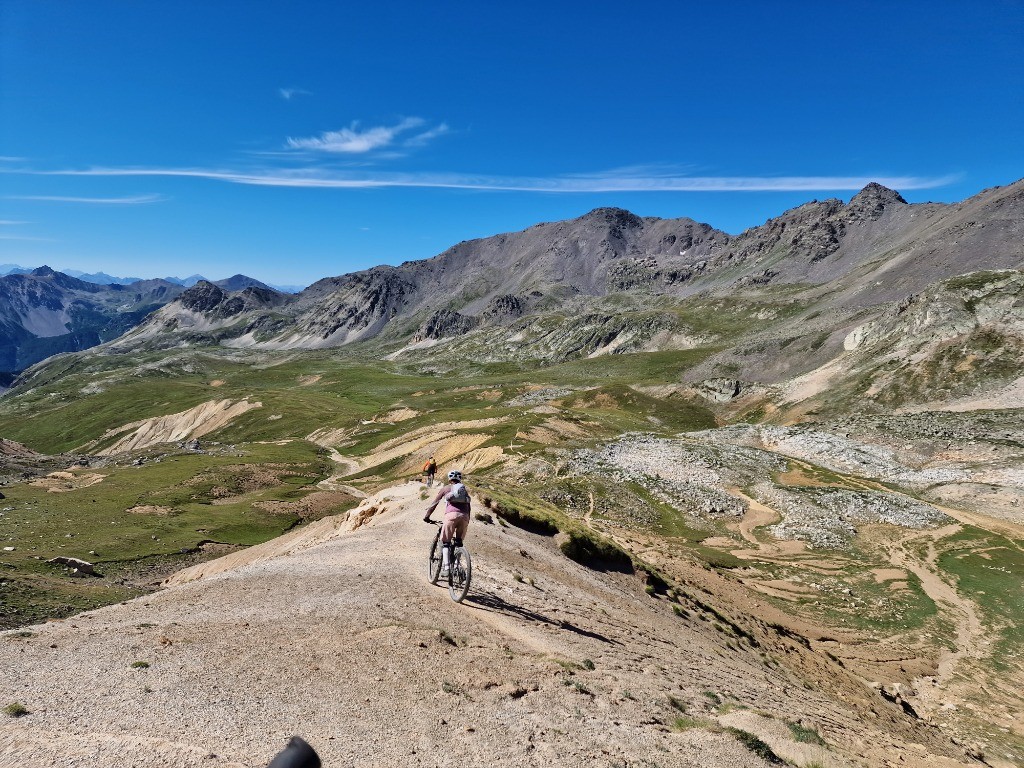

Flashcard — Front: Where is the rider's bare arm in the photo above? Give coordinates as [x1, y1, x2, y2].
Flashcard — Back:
[423, 484, 449, 521]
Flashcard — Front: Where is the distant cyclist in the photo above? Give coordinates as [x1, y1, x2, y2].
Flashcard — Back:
[423, 470, 471, 572]
[422, 456, 437, 486]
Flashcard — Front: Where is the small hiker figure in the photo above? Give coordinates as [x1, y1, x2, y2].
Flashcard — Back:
[423, 456, 437, 486]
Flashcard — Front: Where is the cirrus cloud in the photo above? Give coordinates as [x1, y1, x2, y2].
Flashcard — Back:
[7, 193, 166, 204]
[20, 166, 958, 194]
[286, 117, 439, 153]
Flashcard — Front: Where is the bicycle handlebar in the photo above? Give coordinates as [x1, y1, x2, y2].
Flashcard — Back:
[267, 736, 321, 768]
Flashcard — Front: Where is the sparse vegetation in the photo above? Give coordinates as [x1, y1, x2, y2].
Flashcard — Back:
[130, 660, 150, 669]
[702, 690, 723, 706]
[787, 721, 826, 745]
[3, 702, 29, 718]
[672, 716, 710, 731]
[725, 727, 784, 764]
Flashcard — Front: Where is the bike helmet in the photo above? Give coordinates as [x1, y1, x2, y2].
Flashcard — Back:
[447, 470, 463, 482]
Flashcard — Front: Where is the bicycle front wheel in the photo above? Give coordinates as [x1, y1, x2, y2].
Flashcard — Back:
[448, 547, 472, 603]
[427, 529, 443, 584]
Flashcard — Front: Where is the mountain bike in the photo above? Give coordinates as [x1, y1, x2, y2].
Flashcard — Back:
[427, 522, 472, 603]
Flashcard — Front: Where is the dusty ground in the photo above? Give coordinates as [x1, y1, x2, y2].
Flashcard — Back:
[0, 483, 978, 768]
[87, 399, 262, 455]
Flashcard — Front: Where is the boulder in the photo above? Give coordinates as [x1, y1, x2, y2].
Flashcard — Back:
[698, 378, 742, 402]
[47, 556, 102, 577]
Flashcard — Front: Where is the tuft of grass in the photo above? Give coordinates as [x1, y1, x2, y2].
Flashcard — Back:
[438, 629, 458, 646]
[473, 511, 493, 524]
[701, 690, 723, 706]
[672, 715, 710, 731]
[4, 702, 29, 717]
[725, 727, 784, 764]
[787, 721, 826, 745]
[580, 658, 595, 670]
[441, 680, 463, 695]
[130, 660, 150, 669]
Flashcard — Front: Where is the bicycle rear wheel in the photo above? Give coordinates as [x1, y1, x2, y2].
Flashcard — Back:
[448, 546, 472, 603]
[427, 529, 443, 584]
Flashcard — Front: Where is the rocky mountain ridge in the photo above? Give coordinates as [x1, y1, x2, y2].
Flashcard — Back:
[117, 180, 1023, 353]
[66, 179, 1017, 415]
[6, 179, 1023, 409]
[0, 269, 283, 380]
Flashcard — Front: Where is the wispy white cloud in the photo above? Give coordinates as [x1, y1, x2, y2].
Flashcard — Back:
[404, 123, 450, 147]
[0, 233, 53, 241]
[0, 219, 29, 225]
[25, 166, 958, 193]
[286, 117, 427, 153]
[8, 193, 166, 204]
[278, 87, 311, 100]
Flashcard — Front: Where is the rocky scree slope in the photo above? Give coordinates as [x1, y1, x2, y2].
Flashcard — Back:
[833, 269, 1024, 408]
[112, 180, 1024, 361]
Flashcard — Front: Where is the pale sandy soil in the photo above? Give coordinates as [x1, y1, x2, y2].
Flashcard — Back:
[0, 482, 976, 768]
[85, 399, 262, 455]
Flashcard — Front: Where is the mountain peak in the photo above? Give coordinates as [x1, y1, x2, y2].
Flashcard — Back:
[847, 183, 907, 220]
[30, 265, 56, 277]
[580, 207, 644, 228]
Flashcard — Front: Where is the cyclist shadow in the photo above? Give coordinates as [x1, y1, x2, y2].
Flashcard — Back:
[464, 591, 621, 645]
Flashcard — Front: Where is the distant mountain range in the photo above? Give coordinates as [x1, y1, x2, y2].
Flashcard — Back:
[108, 178, 1023, 413]
[4, 179, 1023, 412]
[0, 268, 291, 381]
[0, 265, 304, 294]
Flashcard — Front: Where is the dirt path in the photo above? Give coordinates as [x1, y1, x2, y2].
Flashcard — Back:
[315, 447, 365, 496]
[881, 522, 988, 717]
[722, 489, 807, 559]
[0, 478, 974, 768]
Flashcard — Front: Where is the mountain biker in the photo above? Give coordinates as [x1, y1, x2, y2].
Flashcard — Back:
[423, 470, 471, 572]
[422, 456, 437, 486]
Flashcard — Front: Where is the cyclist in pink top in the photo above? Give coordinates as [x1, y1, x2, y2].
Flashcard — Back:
[423, 470, 471, 571]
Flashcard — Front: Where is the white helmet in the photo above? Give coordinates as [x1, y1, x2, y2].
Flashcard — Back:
[447, 470, 463, 482]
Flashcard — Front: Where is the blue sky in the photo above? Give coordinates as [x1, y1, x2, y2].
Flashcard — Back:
[1, 1, 1021, 287]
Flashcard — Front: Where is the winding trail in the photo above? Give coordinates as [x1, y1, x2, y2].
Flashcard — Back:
[882, 523, 988, 717]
